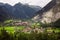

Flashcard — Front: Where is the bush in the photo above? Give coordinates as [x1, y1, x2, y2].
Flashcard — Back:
[0, 28, 60, 40]
[0, 28, 14, 40]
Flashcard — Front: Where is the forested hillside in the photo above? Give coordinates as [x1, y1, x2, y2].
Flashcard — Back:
[0, 2, 41, 22]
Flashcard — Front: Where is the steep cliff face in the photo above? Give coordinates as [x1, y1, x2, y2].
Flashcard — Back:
[33, 0, 60, 24]
[41, 0, 60, 24]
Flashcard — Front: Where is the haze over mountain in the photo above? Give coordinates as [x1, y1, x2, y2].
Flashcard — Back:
[0, 2, 41, 21]
[0, 0, 52, 7]
[0, 0, 52, 21]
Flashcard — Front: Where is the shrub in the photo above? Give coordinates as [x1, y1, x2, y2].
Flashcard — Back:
[0, 28, 60, 40]
[0, 28, 14, 40]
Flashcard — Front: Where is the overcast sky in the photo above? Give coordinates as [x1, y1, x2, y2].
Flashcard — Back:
[0, 0, 52, 8]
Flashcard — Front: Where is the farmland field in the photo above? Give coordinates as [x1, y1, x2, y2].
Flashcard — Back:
[0, 26, 60, 34]
[0, 26, 25, 34]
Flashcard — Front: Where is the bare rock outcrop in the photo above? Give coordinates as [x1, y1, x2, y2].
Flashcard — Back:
[33, 0, 60, 24]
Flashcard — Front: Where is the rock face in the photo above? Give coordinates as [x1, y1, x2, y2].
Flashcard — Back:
[33, 0, 60, 24]
[41, 9, 54, 23]
[41, 0, 60, 24]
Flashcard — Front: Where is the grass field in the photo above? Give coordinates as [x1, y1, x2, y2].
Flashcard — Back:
[47, 28, 60, 33]
[0, 26, 25, 34]
[0, 26, 60, 34]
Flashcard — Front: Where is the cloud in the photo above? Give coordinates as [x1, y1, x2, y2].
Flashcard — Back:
[0, 0, 52, 7]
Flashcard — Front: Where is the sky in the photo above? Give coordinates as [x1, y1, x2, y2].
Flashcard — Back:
[0, 0, 52, 8]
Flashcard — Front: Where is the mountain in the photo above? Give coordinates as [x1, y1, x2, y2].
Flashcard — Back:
[0, 3, 9, 22]
[14, 3, 41, 19]
[0, 2, 41, 21]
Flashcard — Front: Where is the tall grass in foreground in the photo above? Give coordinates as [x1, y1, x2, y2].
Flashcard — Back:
[0, 28, 60, 40]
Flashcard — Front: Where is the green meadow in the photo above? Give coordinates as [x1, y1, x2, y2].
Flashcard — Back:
[0, 26, 25, 34]
[0, 26, 60, 34]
